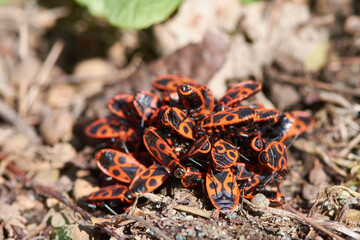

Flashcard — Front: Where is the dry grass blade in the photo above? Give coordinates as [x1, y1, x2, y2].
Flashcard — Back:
[292, 139, 347, 177]
[268, 68, 360, 97]
[125, 215, 173, 240]
[0, 99, 40, 144]
[173, 205, 212, 219]
[4, 161, 124, 240]
[21, 40, 64, 117]
[338, 132, 360, 158]
[283, 205, 346, 240]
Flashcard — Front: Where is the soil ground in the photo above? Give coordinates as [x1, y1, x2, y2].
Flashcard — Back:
[0, 0, 360, 239]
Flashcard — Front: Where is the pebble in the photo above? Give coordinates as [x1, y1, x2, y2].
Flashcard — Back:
[40, 111, 74, 145]
[50, 212, 66, 228]
[251, 193, 270, 207]
[46, 83, 77, 108]
[33, 169, 60, 186]
[2, 134, 31, 154]
[73, 179, 99, 201]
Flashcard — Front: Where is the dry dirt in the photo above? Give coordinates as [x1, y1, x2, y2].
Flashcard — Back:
[0, 0, 360, 239]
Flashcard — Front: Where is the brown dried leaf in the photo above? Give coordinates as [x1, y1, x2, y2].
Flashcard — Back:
[46, 83, 78, 108]
[100, 31, 228, 109]
[40, 110, 74, 145]
[154, 0, 241, 54]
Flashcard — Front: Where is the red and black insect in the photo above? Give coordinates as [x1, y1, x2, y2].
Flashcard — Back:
[85, 118, 123, 139]
[95, 149, 146, 184]
[86, 184, 132, 204]
[174, 165, 205, 188]
[198, 106, 256, 134]
[152, 75, 202, 92]
[211, 140, 239, 170]
[161, 107, 195, 140]
[108, 93, 138, 121]
[236, 164, 286, 206]
[262, 111, 314, 144]
[216, 81, 262, 110]
[236, 134, 266, 161]
[143, 127, 180, 167]
[258, 141, 288, 172]
[177, 84, 215, 119]
[86, 149, 148, 204]
[206, 168, 240, 213]
[152, 75, 204, 103]
[85, 74, 314, 214]
[186, 135, 211, 163]
[143, 127, 207, 189]
[133, 91, 164, 125]
[85, 118, 142, 152]
[287, 111, 315, 138]
[87, 149, 172, 205]
[253, 108, 280, 126]
[127, 164, 170, 197]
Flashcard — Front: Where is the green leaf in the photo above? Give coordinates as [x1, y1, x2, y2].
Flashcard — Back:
[74, 0, 106, 17]
[240, 0, 258, 5]
[104, 0, 182, 29]
[0, 0, 12, 5]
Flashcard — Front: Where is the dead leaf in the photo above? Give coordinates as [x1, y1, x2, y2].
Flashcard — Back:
[154, 0, 242, 54]
[99, 31, 228, 110]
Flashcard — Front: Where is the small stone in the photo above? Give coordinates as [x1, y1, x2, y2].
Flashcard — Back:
[75, 170, 91, 178]
[198, 232, 206, 238]
[271, 83, 300, 110]
[187, 229, 196, 237]
[2, 134, 31, 154]
[74, 58, 113, 96]
[46, 198, 61, 208]
[309, 166, 328, 186]
[344, 209, 360, 224]
[33, 169, 60, 186]
[345, 16, 360, 35]
[251, 193, 270, 207]
[108, 41, 127, 67]
[175, 235, 186, 240]
[40, 111, 74, 145]
[46, 83, 77, 108]
[302, 183, 319, 201]
[73, 179, 99, 201]
[50, 212, 66, 228]
[16, 194, 40, 211]
[52, 143, 77, 163]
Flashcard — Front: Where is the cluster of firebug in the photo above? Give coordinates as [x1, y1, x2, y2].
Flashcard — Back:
[84, 74, 315, 213]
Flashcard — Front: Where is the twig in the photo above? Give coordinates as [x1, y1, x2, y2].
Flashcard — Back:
[21, 40, 64, 116]
[338, 132, 360, 158]
[0, 98, 41, 144]
[268, 68, 360, 97]
[243, 199, 353, 240]
[173, 205, 212, 219]
[292, 139, 347, 177]
[5, 161, 124, 240]
[282, 205, 346, 240]
[124, 215, 173, 240]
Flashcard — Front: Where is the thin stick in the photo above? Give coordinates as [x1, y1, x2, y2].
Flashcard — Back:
[21, 40, 64, 116]
[0, 98, 41, 144]
[338, 132, 360, 157]
[268, 68, 360, 97]
[5, 161, 124, 240]
[282, 205, 346, 240]
[243, 199, 352, 240]
[124, 215, 172, 240]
